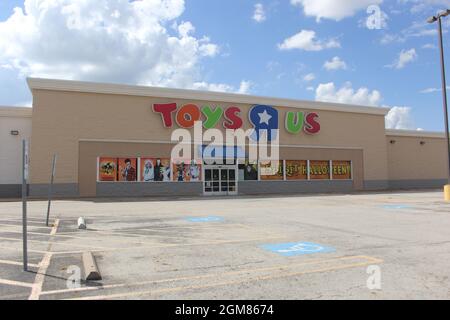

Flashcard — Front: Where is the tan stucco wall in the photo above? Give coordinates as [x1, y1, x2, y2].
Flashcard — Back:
[387, 134, 448, 180]
[29, 89, 389, 188]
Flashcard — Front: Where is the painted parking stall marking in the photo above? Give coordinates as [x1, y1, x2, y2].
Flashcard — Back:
[382, 204, 412, 210]
[261, 242, 335, 257]
[186, 216, 224, 223]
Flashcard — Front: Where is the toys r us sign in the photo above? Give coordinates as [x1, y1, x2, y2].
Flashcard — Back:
[152, 104, 321, 140]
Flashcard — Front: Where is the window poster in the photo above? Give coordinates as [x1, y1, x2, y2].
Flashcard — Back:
[286, 160, 308, 180]
[309, 160, 330, 180]
[141, 158, 156, 182]
[98, 157, 117, 182]
[332, 161, 352, 180]
[172, 160, 202, 182]
[153, 158, 172, 182]
[118, 158, 138, 182]
[260, 160, 283, 181]
[238, 161, 258, 181]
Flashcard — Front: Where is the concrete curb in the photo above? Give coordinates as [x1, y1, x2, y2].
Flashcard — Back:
[82, 252, 102, 281]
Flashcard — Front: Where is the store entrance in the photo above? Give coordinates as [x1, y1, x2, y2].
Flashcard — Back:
[203, 165, 237, 196]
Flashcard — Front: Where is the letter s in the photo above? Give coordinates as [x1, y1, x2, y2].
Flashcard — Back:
[304, 112, 320, 134]
[224, 106, 243, 129]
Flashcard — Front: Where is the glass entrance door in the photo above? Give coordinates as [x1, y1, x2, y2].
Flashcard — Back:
[204, 166, 237, 196]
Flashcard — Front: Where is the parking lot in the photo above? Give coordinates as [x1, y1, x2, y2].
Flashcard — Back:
[0, 190, 450, 300]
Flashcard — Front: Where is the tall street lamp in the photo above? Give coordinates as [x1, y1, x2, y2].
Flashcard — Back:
[428, 9, 450, 201]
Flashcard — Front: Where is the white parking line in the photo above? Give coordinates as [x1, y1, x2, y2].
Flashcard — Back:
[28, 219, 59, 300]
[0, 259, 39, 268]
[0, 278, 34, 288]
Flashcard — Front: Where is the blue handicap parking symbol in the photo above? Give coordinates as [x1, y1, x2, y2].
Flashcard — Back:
[186, 216, 224, 223]
[261, 242, 335, 257]
[382, 204, 411, 210]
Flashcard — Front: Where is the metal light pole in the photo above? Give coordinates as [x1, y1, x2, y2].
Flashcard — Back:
[428, 10, 450, 200]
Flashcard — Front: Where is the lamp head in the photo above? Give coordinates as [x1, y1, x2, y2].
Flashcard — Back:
[440, 9, 450, 17]
[428, 15, 438, 23]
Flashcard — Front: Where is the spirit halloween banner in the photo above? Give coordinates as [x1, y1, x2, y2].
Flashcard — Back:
[332, 161, 352, 180]
[286, 160, 308, 180]
[309, 160, 330, 180]
[260, 160, 284, 180]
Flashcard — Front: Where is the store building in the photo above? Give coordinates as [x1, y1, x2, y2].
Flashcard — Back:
[0, 78, 448, 198]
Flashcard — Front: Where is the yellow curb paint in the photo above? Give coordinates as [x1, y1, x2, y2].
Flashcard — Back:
[444, 185, 450, 201]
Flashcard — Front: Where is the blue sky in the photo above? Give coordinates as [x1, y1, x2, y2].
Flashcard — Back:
[1, 0, 450, 131]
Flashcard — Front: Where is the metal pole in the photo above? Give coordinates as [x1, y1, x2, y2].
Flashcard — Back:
[22, 140, 28, 272]
[437, 16, 450, 184]
[46, 155, 57, 227]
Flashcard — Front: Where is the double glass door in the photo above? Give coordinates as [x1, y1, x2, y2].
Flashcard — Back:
[204, 166, 237, 196]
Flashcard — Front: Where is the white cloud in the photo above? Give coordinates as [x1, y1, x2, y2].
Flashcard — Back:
[323, 56, 347, 71]
[303, 73, 316, 82]
[385, 106, 416, 130]
[315, 82, 381, 106]
[422, 43, 437, 49]
[379, 33, 404, 45]
[253, 3, 266, 23]
[315, 81, 417, 129]
[406, 0, 450, 14]
[387, 48, 418, 69]
[192, 80, 252, 94]
[420, 86, 450, 93]
[420, 87, 440, 94]
[238, 80, 253, 94]
[278, 30, 340, 51]
[290, 0, 382, 22]
[0, 0, 248, 93]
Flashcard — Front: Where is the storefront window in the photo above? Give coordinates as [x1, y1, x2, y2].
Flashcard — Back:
[238, 161, 258, 181]
[309, 160, 330, 180]
[260, 160, 284, 181]
[332, 161, 352, 180]
[285, 160, 308, 180]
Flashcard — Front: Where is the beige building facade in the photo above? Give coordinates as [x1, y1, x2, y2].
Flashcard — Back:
[0, 78, 448, 198]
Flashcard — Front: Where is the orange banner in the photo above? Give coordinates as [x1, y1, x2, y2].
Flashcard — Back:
[332, 161, 352, 180]
[309, 160, 330, 180]
[98, 157, 117, 182]
[260, 161, 283, 181]
[286, 160, 308, 180]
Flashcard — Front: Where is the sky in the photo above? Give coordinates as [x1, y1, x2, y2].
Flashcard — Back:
[1, 0, 450, 131]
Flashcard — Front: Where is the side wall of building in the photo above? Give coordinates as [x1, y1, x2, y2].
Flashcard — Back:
[0, 107, 32, 198]
[386, 132, 448, 189]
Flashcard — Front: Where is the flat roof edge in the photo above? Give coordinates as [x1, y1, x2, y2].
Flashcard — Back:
[0, 106, 32, 117]
[386, 129, 448, 138]
[27, 77, 390, 116]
